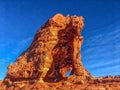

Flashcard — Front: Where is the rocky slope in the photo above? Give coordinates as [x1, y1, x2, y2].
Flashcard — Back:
[0, 14, 120, 90]
[1, 76, 120, 90]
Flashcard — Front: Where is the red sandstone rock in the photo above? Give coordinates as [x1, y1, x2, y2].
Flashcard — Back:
[3, 14, 91, 85]
[1, 76, 120, 90]
[1, 14, 120, 90]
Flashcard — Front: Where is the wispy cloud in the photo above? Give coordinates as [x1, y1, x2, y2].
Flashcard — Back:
[82, 23, 120, 55]
[86, 59, 120, 69]
[92, 65, 120, 74]
[83, 24, 120, 47]
[82, 22, 120, 76]
[19, 37, 32, 46]
[91, 65, 120, 77]
[12, 37, 32, 55]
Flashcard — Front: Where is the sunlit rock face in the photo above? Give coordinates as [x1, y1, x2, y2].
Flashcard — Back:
[1, 14, 120, 90]
[3, 14, 91, 85]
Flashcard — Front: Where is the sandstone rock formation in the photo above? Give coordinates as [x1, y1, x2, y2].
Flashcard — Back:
[3, 14, 91, 86]
[1, 14, 120, 90]
[0, 80, 2, 85]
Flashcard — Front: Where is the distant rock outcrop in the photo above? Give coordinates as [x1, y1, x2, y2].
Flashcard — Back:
[1, 14, 120, 90]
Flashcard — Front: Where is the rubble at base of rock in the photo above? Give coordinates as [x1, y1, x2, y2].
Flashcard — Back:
[0, 14, 120, 90]
[0, 76, 120, 90]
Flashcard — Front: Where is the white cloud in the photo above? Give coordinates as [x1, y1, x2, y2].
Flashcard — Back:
[92, 65, 120, 74]
[12, 37, 32, 55]
[19, 37, 32, 46]
[86, 59, 120, 69]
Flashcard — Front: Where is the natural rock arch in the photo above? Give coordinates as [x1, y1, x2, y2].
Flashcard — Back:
[4, 14, 91, 85]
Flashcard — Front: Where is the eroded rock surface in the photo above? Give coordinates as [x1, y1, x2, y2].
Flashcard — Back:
[3, 14, 91, 86]
[1, 14, 120, 90]
[1, 76, 120, 90]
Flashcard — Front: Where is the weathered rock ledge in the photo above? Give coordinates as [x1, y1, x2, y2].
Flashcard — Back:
[0, 76, 120, 90]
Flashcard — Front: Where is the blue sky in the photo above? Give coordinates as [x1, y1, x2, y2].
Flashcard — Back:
[0, 0, 120, 80]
